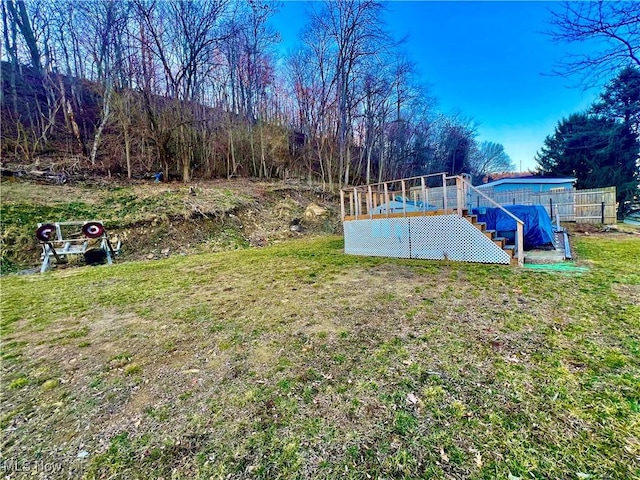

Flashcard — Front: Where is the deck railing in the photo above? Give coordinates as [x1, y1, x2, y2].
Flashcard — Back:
[339, 172, 470, 220]
[340, 174, 525, 266]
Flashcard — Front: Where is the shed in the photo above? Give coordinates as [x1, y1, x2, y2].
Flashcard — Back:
[472, 175, 577, 223]
[475, 176, 576, 193]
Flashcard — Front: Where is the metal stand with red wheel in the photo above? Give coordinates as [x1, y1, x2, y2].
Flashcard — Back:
[36, 221, 121, 273]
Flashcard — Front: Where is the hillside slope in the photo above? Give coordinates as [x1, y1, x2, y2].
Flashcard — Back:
[0, 178, 340, 273]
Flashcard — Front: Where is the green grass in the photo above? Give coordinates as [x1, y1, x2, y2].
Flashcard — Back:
[1, 235, 639, 479]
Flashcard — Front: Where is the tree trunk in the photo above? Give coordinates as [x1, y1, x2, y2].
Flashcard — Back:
[66, 100, 84, 154]
[250, 126, 257, 177]
[180, 125, 191, 183]
[228, 127, 237, 179]
[1, 3, 19, 116]
[378, 130, 386, 184]
[124, 124, 132, 179]
[260, 122, 267, 178]
[90, 82, 112, 165]
[182, 159, 191, 183]
[344, 146, 350, 186]
[6, 0, 42, 72]
[366, 143, 373, 185]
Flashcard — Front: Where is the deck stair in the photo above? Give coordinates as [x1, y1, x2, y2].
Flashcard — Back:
[340, 173, 524, 266]
[463, 213, 516, 260]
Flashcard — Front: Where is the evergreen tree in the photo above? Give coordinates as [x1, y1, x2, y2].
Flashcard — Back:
[536, 113, 615, 186]
[592, 66, 640, 128]
[537, 68, 640, 216]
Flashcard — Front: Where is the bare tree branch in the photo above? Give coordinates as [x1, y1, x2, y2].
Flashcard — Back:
[548, 1, 640, 87]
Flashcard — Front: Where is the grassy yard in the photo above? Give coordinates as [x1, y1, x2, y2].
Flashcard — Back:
[1, 234, 639, 479]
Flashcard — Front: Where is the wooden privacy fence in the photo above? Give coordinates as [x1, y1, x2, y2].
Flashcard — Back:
[574, 186, 617, 224]
[470, 186, 616, 224]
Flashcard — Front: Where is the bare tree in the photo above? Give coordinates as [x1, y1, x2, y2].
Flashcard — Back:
[549, 1, 640, 86]
[360, 71, 391, 184]
[2, 1, 20, 115]
[75, 1, 131, 164]
[289, 24, 339, 189]
[132, 0, 229, 181]
[430, 114, 477, 176]
[306, 0, 392, 188]
[4, 0, 42, 72]
[1, 0, 510, 186]
[469, 141, 515, 184]
[2, 0, 67, 160]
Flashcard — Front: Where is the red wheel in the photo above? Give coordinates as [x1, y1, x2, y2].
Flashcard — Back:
[36, 224, 57, 242]
[82, 222, 105, 238]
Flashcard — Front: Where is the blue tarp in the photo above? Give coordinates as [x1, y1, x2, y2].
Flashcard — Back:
[474, 205, 555, 250]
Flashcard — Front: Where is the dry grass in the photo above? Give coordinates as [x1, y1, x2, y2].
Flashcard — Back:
[0, 178, 339, 272]
[1, 233, 639, 479]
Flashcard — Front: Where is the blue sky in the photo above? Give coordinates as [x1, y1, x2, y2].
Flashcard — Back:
[269, 1, 602, 172]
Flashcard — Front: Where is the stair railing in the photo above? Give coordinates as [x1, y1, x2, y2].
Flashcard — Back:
[453, 175, 525, 266]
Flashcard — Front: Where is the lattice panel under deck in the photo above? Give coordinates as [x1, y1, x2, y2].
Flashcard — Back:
[409, 215, 510, 264]
[343, 218, 411, 258]
[343, 215, 510, 265]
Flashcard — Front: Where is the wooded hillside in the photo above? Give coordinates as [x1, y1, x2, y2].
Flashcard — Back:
[1, 0, 514, 187]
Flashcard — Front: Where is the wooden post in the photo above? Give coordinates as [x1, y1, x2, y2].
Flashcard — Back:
[340, 190, 345, 221]
[364, 188, 369, 216]
[384, 183, 389, 217]
[442, 173, 447, 213]
[368, 186, 374, 219]
[421, 177, 427, 213]
[517, 222, 524, 267]
[601, 200, 605, 224]
[426, 184, 430, 209]
[354, 188, 359, 219]
[348, 191, 353, 216]
[463, 173, 471, 211]
[456, 176, 464, 216]
[401, 180, 407, 216]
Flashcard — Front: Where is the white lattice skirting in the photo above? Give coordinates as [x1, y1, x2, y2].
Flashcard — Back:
[343, 215, 511, 264]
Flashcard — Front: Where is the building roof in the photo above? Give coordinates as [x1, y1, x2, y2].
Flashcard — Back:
[476, 176, 577, 189]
